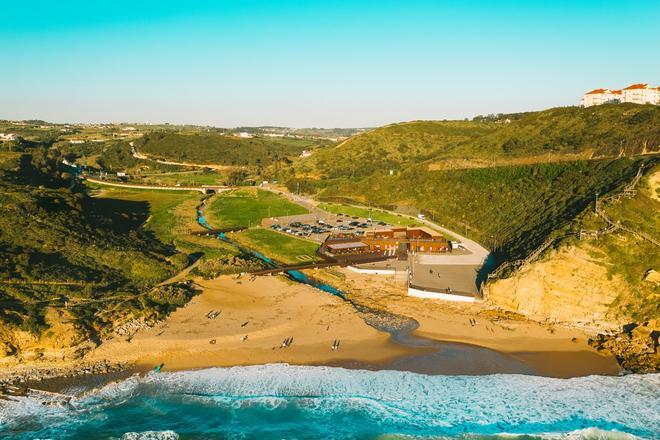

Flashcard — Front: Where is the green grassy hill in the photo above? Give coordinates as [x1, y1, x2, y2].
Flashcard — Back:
[573, 164, 660, 320]
[294, 104, 659, 179]
[0, 150, 195, 352]
[486, 164, 659, 325]
[135, 132, 332, 167]
[286, 105, 659, 266]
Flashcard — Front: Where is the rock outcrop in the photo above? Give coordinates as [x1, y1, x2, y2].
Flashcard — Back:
[0, 308, 96, 365]
[589, 321, 659, 373]
[485, 246, 626, 331]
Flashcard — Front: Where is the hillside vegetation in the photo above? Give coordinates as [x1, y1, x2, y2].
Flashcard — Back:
[90, 186, 266, 282]
[0, 150, 198, 358]
[135, 132, 331, 167]
[487, 165, 660, 326]
[294, 104, 659, 178]
[286, 105, 659, 266]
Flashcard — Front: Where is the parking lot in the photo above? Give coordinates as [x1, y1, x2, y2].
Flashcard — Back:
[261, 211, 392, 243]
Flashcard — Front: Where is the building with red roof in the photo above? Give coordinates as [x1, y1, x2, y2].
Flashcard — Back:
[621, 83, 659, 105]
[581, 88, 621, 107]
[582, 84, 658, 107]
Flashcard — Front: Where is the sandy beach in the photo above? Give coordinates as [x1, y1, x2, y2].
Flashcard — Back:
[86, 275, 413, 372]
[321, 268, 620, 377]
[81, 269, 619, 378]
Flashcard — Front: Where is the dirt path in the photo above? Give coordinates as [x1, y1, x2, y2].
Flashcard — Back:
[131, 148, 238, 171]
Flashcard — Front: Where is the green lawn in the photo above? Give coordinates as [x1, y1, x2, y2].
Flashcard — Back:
[229, 228, 319, 264]
[95, 188, 201, 243]
[95, 186, 242, 259]
[317, 202, 423, 227]
[207, 188, 308, 228]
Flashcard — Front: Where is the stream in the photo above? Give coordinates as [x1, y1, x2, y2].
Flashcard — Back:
[195, 197, 538, 376]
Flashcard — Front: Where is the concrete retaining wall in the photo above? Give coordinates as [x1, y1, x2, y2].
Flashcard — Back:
[407, 286, 476, 302]
[347, 266, 397, 275]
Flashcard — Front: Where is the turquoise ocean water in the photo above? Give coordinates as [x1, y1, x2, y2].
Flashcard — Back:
[1, 364, 658, 439]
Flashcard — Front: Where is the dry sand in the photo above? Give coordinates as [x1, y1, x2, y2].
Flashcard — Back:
[88, 275, 412, 371]
[86, 270, 619, 378]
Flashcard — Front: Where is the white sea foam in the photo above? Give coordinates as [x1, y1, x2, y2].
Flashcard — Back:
[1, 365, 658, 439]
[120, 430, 179, 440]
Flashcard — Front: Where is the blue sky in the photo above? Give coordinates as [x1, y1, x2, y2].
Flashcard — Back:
[1, 1, 658, 127]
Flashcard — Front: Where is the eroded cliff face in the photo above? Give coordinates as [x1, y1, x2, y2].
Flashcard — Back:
[0, 308, 94, 365]
[487, 166, 660, 332]
[485, 246, 629, 331]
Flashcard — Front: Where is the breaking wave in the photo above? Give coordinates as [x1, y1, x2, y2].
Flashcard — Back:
[1, 364, 658, 439]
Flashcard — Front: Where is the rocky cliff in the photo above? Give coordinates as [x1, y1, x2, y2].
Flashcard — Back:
[484, 166, 659, 371]
[485, 245, 627, 331]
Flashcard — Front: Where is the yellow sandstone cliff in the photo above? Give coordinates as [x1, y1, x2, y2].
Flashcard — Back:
[485, 245, 627, 330]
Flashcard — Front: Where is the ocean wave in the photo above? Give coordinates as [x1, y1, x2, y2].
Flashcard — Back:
[119, 431, 179, 440]
[1, 365, 658, 439]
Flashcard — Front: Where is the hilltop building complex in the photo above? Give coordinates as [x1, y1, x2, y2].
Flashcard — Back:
[581, 83, 659, 107]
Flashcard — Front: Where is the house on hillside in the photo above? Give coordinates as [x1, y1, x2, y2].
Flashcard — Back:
[621, 83, 660, 105]
[581, 83, 659, 107]
[581, 88, 621, 107]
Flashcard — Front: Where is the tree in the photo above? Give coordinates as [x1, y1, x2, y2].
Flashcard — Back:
[226, 169, 249, 186]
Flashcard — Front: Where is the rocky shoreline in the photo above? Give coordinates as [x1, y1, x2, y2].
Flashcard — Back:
[0, 360, 129, 390]
[589, 320, 659, 373]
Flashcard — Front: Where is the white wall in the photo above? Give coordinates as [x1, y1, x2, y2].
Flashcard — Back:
[408, 286, 476, 302]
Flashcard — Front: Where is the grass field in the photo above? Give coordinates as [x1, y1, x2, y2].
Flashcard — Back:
[207, 188, 308, 228]
[317, 202, 423, 227]
[93, 187, 239, 258]
[229, 228, 320, 265]
[94, 188, 202, 243]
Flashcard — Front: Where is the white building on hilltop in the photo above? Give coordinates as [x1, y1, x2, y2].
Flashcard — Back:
[621, 83, 660, 105]
[581, 88, 621, 107]
[582, 83, 658, 107]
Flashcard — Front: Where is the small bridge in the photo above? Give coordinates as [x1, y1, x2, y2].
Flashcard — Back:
[249, 253, 394, 276]
[83, 176, 231, 194]
[250, 261, 341, 276]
